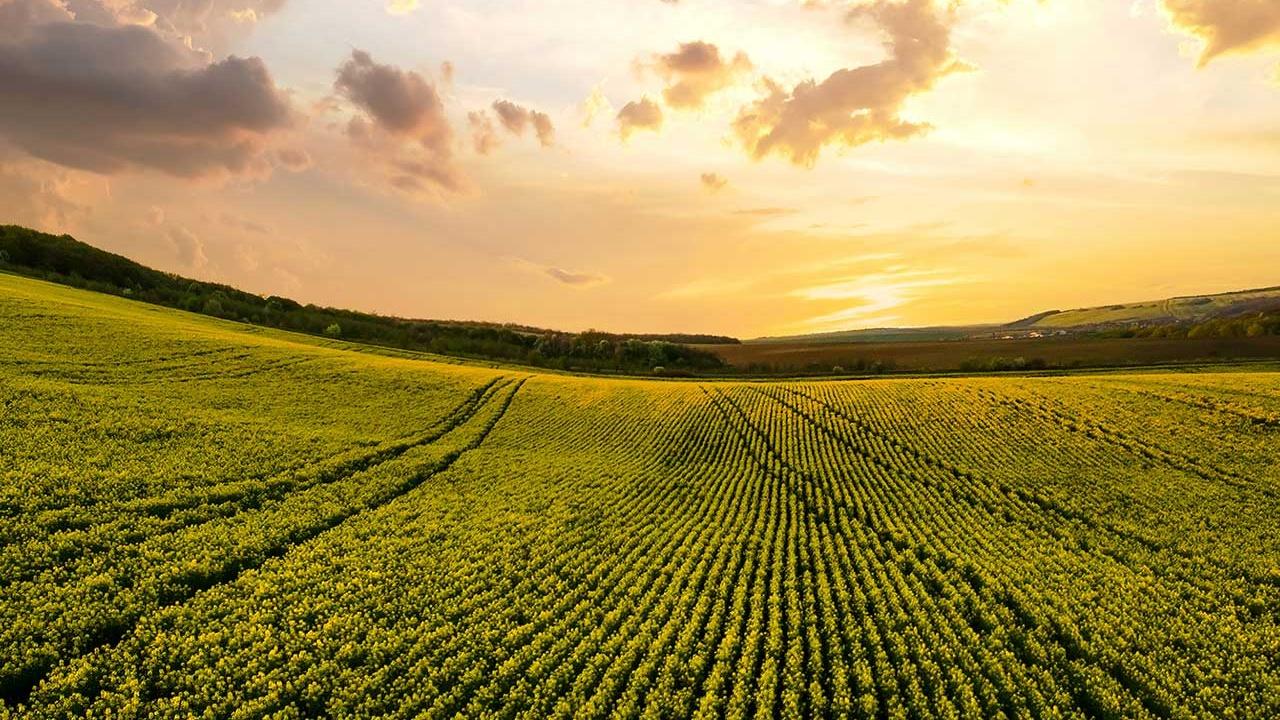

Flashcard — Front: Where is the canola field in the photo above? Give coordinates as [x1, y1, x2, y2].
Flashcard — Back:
[1, 273, 1278, 719]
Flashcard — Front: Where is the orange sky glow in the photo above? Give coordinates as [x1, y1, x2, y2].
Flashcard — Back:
[1, 0, 1277, 337]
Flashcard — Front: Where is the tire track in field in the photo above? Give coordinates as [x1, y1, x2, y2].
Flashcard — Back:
[705, 388, 1019, 716]
[0, 345, 241, 373]
[1089, 380, 1280, 429]
[707, 387, 998, 716]
[3, 378, 526, 710]
[972, 385, 1275, 499]
[711, 387, 1081, 717]
[0, 378, 511, 588]
[718, 386, 1177, 719]
[776, 384, 1280, 593]
[696, 388, 816, 719]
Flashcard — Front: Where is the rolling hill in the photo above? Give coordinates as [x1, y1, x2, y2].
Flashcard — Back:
[1018, 287, 1280, 329]
[0, 225, 734, 376]
[757, 286, 1280, 344]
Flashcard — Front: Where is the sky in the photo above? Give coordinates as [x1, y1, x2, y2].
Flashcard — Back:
[0, 0, 1278, 338]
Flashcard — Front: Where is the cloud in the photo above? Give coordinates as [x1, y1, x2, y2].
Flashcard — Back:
[334, 49, 464, 195]
[700, 172, 728, 192]
[649, 41, 752, 109]
[792, 267, 960, 330]
[545, 267, 609, 287]
[491, 99, 555, 147]
[335, 50, 449, 140]
[509, 256, 609, 287]
[580, 84, 612, 127]
[732, 0, 968, 167]
[1161, 0, 1280, 67]
[386, 0, 418, 15]
[468, 111, 499, 155]
[60, 0, 289, 51]
[274, 147, 312, 172]
[732, 207, 796, 216]
[0, 158, 87, 231]
[220, 211, 270, 234]
[0, 0, 72, 34]
[617, 97, 664, 139]
[167, 225, 208, 270]
[0, 9, 297, 179]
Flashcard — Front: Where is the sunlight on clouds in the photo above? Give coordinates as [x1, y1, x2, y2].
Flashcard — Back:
[386, 0, 419, 16]
[3, 0, 1278, 336]
[1160, 0, 1280, 68]
[791, 269, 963, 331]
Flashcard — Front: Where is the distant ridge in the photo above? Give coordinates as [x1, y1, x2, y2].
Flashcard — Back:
[755, 285, 1280, 344]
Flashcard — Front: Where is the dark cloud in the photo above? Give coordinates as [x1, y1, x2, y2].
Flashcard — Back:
[491, 100, 555, 147]
[334, 50, 464, 195]
[732, 0, 967, 166]
[1162, 0, 1280, 67]
[0, 8, 296, 179]
[0, 0, 71, 35]
[274, 147, 312, 172]
[617, 97, 664, 140]
[650, 41, 752, 109]
[336, 50, 450, 142]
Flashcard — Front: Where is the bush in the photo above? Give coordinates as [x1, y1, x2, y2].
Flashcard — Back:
[324, 323, 343, 338]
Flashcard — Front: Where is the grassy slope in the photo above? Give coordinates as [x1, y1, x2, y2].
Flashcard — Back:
[758, 287, 1280, 343]
[1030, 287, 1280, 328]
[2, 274, 1279, 717]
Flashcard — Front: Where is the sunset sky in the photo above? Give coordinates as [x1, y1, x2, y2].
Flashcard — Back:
[1, 0, 1278, 337]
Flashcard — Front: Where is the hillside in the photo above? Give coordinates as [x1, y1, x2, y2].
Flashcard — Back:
[759, 286, 1280, 344]
[1020, 287, 1280, 329]
[0, 225, 735, 376]
[2, 273, 1279, 717]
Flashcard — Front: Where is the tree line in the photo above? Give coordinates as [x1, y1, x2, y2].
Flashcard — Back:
[0, 225, 734, 375]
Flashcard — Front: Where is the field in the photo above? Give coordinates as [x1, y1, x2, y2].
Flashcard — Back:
[2, 272, 1279, 719]
[702, 335, 1280, 375]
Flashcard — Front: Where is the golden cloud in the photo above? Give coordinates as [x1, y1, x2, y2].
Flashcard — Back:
[618, 97, 664, 140]
[650, 41, 753, 110]
[732, 0, 968, 167]
[1162, 0, 1280, 67]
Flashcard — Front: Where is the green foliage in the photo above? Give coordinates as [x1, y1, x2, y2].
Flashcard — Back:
[2, 274, 1279, 718]
[0, 225, 730, 375]
[324, 322, 342, 337]
[958, 356, 1049, 373]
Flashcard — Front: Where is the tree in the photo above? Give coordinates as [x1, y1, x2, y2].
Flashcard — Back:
[324, 323, 342, 338]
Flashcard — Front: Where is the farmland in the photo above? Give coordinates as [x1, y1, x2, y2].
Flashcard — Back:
[702, 335, 1280, 376]
[2, 272, 1279, 718]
